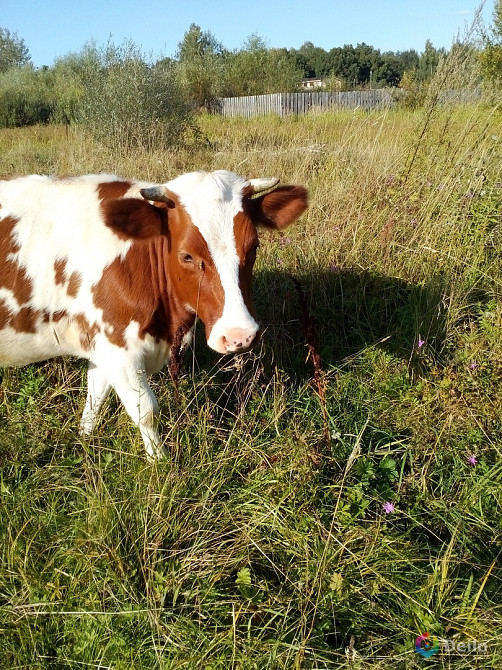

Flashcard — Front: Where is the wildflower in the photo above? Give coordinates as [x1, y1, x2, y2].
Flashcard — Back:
[469, 361, 478, 370]
[417, 339, 425, 349]
[383, 501, 395, 514]
[331, 430, 342, 441]
[279, 236, 292, 245]
[329, 264, 339, 274]
[467, 454, 477, 466]
[276, 258, 284, 266]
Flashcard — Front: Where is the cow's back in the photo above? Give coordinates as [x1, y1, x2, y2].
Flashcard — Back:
[0, 174, 142, 365]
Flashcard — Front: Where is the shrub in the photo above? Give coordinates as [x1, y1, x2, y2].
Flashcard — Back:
[64, 40, 194, 153]
[0, 65, 54, 127]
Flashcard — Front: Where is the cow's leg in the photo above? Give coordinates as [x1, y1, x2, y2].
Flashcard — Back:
[79, 362, 112, 436]
[110, 367, 163, 461]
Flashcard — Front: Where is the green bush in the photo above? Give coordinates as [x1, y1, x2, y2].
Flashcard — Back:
[65, 40, 194, 152]
[0, 65, 54, 127]
[0, 40, 195, 152]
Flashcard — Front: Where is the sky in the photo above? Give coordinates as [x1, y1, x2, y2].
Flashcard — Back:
[2, 0, 496, 68]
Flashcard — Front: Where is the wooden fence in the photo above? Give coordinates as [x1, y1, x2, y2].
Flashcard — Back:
[212, 89, 395, 118]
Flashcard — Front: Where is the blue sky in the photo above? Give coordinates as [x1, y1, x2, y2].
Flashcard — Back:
[3, 0, 495, 67]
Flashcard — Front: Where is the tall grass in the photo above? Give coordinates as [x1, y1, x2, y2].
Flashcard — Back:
[0, 43, 501, 668]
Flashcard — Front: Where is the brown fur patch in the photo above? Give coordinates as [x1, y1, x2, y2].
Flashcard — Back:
[0, 299, 11, 328]
[98, 180, 132, 202]
[103, 198, 168, 241]
[92, 240, 169, 347]
[233, 211, 259, 319]
[0, 216, 33, 305]
[74, 314, 100, 351]
[9, 306, 39, 333]
[54, 259, 67, 286]
[67, 271, 82, 298]
[42, 309, 67, 323]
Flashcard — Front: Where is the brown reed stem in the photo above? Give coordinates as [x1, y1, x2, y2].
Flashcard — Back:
[291, 277, 331, 445]
[169, 325, 188, 404]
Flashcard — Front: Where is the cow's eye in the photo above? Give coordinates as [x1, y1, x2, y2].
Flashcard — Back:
[180, 251, 193, 264]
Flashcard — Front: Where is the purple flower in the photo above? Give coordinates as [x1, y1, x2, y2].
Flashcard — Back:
[383, 501, 395, 514]
[329, 264, 339, 273]
[469, 361, 478, 370]
[276, 258, 284, 266]
[417, 339, 425, 349]
[467, 454, 477, 466]
[279, 237, 292, 245]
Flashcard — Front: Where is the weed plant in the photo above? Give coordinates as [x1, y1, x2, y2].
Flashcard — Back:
[0, 42, 501, 669]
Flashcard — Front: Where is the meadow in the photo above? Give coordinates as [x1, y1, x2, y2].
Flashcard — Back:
[0, 93, 501, 667]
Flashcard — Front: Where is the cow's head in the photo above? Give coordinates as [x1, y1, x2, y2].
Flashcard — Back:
[137, 170, 307, 354]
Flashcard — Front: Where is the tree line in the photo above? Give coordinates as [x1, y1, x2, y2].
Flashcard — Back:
[0, 1, 501, 143]
[159, 26, 446, 105]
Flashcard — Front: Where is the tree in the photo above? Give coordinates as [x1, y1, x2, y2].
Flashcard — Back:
[222, 35, 302, 96]
[353, 43, 379, 85]
[479, 0, 502, 84]
[0, 27, 30, 72]
[416, 40, 443, 81]
[296, 41, 331, 77]
[176, 24, 226, 108]
[176, 23, 224, 62]
[329, 45, 358, 87]
[396, 49, 420, 72]
[328, 44, 382, 88]
[375, 52, 405, 87]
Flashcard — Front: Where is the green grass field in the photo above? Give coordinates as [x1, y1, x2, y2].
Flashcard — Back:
[0, 96, 501, 668]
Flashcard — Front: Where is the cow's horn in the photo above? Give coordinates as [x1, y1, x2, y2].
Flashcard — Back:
[248, 177, 280, 194]
[140, 186, 176, 208]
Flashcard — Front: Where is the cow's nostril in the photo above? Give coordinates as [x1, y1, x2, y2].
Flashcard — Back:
[216, 329, 259, 353]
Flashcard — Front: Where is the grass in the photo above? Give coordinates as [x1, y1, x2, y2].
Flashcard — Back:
[1, 91, 501, 667]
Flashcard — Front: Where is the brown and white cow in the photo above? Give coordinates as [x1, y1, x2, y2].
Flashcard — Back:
[0, 170, 307, 458]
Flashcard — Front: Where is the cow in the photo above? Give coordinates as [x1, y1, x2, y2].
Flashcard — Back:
[0, 170, 308, 459]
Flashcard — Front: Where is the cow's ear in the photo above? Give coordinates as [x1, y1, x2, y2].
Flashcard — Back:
[249, 186, 308, 230]
[103, 198, 168, 240]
